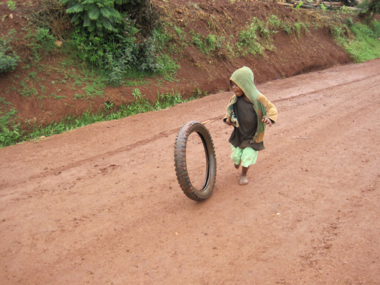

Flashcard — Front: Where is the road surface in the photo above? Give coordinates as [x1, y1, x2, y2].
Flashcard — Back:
[1, 59, 380, 284]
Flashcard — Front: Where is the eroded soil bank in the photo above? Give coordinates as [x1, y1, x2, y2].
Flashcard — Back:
[0, 0, 351, 130]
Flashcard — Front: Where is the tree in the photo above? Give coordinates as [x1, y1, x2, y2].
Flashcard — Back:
[359, 0, 380, 20]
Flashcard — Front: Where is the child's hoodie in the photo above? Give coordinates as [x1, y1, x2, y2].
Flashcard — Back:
[224, 66, 277, 150]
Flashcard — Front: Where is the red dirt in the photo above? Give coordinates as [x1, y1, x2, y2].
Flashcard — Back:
[1, 58, 379, 284]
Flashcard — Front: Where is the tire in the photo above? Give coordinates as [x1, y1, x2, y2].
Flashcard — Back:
[174, 121, 217, 201]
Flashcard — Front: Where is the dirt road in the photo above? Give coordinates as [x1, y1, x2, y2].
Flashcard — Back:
[1, 59, 380, 284]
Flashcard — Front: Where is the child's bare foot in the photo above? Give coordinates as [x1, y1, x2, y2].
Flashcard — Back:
[234, 164, 240, 169]
[239, 175, 248, 185]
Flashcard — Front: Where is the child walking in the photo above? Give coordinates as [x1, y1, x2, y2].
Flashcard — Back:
[224, 66, 277, 185]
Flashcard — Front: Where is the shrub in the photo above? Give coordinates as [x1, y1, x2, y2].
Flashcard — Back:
[59, 0, 166, 85]
[0, 109, 21, 147]
[60, 0, 128, 37]
[359, 0, 380, 20]
[0, 40, 19, 74]
[27, 0, 73, 41]
[71, 28, 163, 85]
[269, 15, 281, 29]
[370, 19, 380, 37]
[282, 23, 292, 34]
[34, 28, 57, 53]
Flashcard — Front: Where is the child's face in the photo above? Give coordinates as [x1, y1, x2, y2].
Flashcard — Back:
[232, 84, 244, 97]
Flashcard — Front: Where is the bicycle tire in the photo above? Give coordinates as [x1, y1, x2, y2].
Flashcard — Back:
[174, 121, 217, 201]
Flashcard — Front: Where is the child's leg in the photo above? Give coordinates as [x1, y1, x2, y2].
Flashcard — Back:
[230, 144, 243, 169]
[239, 147, 258, 185]
[240, 166, 249, 185]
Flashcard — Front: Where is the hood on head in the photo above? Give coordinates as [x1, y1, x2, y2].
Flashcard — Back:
[230, 66, 260, 102]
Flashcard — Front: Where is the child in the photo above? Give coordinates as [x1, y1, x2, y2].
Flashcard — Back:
[224, 66, 277, 185]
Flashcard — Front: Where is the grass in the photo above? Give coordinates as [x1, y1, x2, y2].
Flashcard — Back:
[334, 20, 380, 62]
[0, 90, 200, 148]
[0, 108, 21, 147]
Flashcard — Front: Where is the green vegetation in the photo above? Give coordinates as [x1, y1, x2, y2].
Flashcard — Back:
[320, 3, 327, 13]
[296, 1, 304, 10]
[294, 22, 309, 38]
[0, 90, 199, 147]
[60, 0, 129, 36]
[7, 1, 16, 11]
[333, 19, 380, 62]
[0, 40, 19, 73]
[358, 0, 380, 20]
[56, 0, 174, 86]
[0, 96, 21, 147]
[237, 15, 294, 55]
[189, 31, 225, 55]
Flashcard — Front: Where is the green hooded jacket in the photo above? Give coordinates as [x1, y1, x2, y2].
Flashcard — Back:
[224, 66, 277, 148]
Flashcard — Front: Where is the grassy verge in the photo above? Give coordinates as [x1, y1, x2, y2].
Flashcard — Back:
[335, 19, 380, 62]
[0, 90, 199, 148]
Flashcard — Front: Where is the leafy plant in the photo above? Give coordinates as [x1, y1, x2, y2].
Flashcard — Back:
[340, 5, 352, 14]
[370, 19, 380, 36]
[70, 26, 164, 85]
[296, 1, 304, 10]
[154, 91, 183, 110]
[320, 3, 327, 13]
[104, 101, 114, 109]
[282, 23, 292, 34]
[60, 0, 127, 37]
[28, 28, 57, 63]
[132, 88, 142, 99]
[0, 109, 21, 147]
[359, 0, 380, 20]
[191, 32, 205, 51]
[174, 25, 184, 40]
[7, 1, 16, 11]
[269, 15, 281, 29]
[293, 23, 308, 37]
[0, 40, 19, 73]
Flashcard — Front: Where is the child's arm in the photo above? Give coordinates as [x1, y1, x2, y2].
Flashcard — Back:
[225, 112, 233, 126]
[262, 117, 273, 127]
[223, 95, 239, 127]
[257, 93, 277, 127]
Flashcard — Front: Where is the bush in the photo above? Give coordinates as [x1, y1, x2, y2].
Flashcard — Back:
[71, 27, 163, 85]
[359, 0, 380, 20]
[59, 0, 166, 85]
[34, 28, 57, 53]
[0, 40, 19, 74]
[370, 19, 380, 37]
[0, 109, 21, 147]
[27, 0, 73, 41]
[60, 0, 129, 37]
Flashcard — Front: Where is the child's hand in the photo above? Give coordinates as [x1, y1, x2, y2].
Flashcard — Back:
[225, 112, 233, 126]
[262, 117, 272, 127]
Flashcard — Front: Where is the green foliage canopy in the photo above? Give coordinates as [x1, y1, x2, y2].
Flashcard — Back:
[59, 0, 141, 36]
